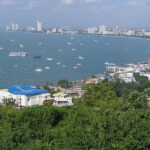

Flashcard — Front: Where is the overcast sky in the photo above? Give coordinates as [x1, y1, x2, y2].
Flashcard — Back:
[0, 0, 150, 28]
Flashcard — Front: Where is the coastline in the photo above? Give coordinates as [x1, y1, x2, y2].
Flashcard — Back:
[1, 30, 150, 40]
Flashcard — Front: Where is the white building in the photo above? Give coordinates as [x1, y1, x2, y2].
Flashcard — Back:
[27, 26, 36, 32]
[0, 85, 51, 107]
[6, 25, 10, 31]
[127, 30, 135, 36]
[10, 23, 20, 31]
[113, 25, 119, 35]
[144, 32, 150, 37]
[139, 72, 150, 80]
[87, 27, 97, 34]
[52, 28, 57, 33]
[118, 72, 135, 83]
[52, 92, 73, 107]
[98, 25, 107, 34]
[36, 20, 43, 32]
[106, 66, 125, 73]
[52, 97, 73, 107]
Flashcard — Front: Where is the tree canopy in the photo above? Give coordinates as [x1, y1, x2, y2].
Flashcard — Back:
[0, 80, 150, 149]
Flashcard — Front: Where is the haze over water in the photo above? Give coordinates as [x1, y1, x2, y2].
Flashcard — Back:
[0, 32, 150, 88]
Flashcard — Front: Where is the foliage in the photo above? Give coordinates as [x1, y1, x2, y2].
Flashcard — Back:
[110, 73, 150, 97]
[57, 80, 71, 88]
[0, 82, 150, 149]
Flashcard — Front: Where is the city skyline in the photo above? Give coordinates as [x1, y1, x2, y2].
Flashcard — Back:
[0, 0, 150, 28]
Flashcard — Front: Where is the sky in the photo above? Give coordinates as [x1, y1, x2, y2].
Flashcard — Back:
[0, 0, 150, 28]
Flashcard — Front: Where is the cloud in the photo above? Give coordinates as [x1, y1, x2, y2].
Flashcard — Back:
[0, 0, 18, 6]
[84, 0, 102, 3]
[61, 0, 102, 6]
[129, 0, 150, 7]
[14, 0, 44, 10]
[62, 0, 74, 5]
[26, 0, 43, 9]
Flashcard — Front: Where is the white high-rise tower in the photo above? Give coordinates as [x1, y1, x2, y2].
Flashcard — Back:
[36, 20, 43, 32]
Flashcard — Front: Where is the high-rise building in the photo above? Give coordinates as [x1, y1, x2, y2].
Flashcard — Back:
[87, 27, 97, 34]
[27, 26, 36, 32]
[11, 23, 19, 31]
[99, 25, 107, 34]
[15, 24, 19, 31]
[6, 25, 10, 31]
[36, 20, 43, 32]
[113, 25, 119, 35]
[52, 28, 57, 33]
[11, 23, 16, 31]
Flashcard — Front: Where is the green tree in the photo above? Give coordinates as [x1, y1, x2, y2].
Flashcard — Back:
[57, 80, 71, 88]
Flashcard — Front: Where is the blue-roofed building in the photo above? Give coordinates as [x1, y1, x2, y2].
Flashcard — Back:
[0, 85, 51, 107]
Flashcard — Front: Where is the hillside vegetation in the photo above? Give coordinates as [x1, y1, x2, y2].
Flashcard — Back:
[1, 76, 150, 149]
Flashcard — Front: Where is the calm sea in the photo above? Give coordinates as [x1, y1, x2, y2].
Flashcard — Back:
[0, 31, 150, 88]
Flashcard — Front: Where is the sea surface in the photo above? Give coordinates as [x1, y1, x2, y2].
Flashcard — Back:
[0, 31, 150, 88]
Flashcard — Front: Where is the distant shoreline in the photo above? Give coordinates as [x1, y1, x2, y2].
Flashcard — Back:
[1, 30, 150, 41]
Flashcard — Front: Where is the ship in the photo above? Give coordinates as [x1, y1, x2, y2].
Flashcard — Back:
[78, 56, 84, 60]
[0, 47, 4, 50]
[33, 56, 41, 59]
[9, 51, 28, 57]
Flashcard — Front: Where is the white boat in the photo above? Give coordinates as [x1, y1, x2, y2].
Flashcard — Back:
[78, 56, 84, 60]
[46, 58, 53, 61]
[45, 66, 51, 70]
[71, 48, 77, 51]
[9, 51, 28, 57]
[19, 44, 24, 48]
[14, 65, 18, 68]
[10, 39, 14, 42]
[35, 68, 43, 72]
[67, 42, 71, 45]
[38, 42, 43, 45]
[104, 62, 115, 66]
[76, 63, 82, 67]
[56, 62, 61, 65]
[70, 37, 74, 40]
[58, 49, 63, 52]
[94, 40, 99, 43]
[0, 47, 4, 50]
[73, 66, 78, 69]
[62, 65, 66, 68]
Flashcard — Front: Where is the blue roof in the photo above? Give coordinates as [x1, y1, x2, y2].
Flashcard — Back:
[8, 85, 48, 96]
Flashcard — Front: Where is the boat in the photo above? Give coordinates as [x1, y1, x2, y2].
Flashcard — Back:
[0, 47, 4, 50]
[10, 39, 14, 42]
[71, 48, 77, 51]
[45, 66, 50, 70]
[38, 42, 43, 45]
[9, 51, 28, 57]
[94, 40, 99, 43]
[56, 62, 61, 65]
[14, 65, 18, 68]
[67, 42, 71, 45]
[58, 49, 63, 52]
[35, 68, 43, 72]
[70, 37, 74, 40]
[76, 63, 82, 67]
[104, 62, 115, 66]
[62, 65, 66, 68]
[33, 56, 41, 59]
[73, 66, 78, 69]
[46, 57, 53, 61]
[19, 44, 24, 48]
[78, 56, 84, 60]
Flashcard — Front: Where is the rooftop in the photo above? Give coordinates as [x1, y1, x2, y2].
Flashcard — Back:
[8, 85, 48, 96]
